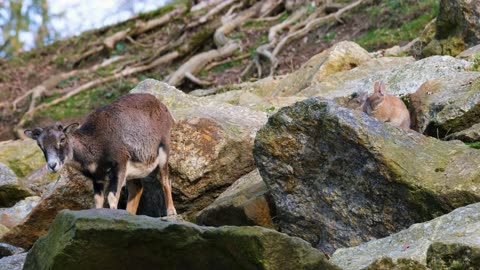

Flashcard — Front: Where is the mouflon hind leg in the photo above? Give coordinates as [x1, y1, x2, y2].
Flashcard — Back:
[159, 145, 176, 216]
[126, 179, 143, 215]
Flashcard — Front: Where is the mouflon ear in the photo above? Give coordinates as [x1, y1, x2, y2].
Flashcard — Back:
[378, 82, 386, 96]
[24, 128, 43, 140]
[63, 123, 80, 134]
[53, 122, 64, 131]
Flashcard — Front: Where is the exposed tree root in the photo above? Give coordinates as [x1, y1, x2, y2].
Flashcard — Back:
[248, 11, 285, 22]
[185, 72, 214, 86]
[12, 70, 80, 110]
[273, 0, 363, 56]
[190, 0, 224, 12]
[188, 0, 238, 27]
[204, 53, 249, 71]
[251, 0, 363, 75]
[166, 42, 239, 86]
[268, 7, 307, 42]
[168, 2, 264, 86]
[69, 45, 104, 66]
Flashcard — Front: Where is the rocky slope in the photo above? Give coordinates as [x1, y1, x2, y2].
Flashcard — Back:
[0, 0, 479, 269]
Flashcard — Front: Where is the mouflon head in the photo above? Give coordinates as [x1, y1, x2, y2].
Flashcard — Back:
[24, 122, 79, 173]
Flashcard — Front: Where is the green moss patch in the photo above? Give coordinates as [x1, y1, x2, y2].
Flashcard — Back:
[356, 0, 439, 51]
[36, 81, 137, 121]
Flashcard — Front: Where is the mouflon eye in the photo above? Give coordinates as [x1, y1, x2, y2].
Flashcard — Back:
[60, 137, 66, 144]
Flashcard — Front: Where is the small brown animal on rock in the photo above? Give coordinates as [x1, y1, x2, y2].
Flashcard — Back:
[364, 81, 411, 131]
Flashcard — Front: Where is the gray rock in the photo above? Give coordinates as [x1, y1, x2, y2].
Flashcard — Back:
[456, 44, 480, 61]
[0, 253, 27, 270]
[0, 196, 41, 228]
[447, 122, 480, 142]
[299, 57, 415, 99]
[0, 243, 24, 259]
[23, 209, 339, 270]
[1, 167, 93, 248]
[0, 163, 16, 186]
[299, 55, 472, 99]
[273, 41, 372, 96]
[331, 203, 480, 270]
[253, 98, 480, 255]
[409, 71, 480, 136]
[0, 162, 32, 208]
[196, 169, 274, 228]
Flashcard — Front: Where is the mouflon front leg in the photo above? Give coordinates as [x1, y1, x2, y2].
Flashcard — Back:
[93, 181, 105, 208]
[107, 164, 127, 210]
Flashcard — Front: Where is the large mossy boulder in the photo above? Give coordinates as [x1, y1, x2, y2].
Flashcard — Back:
[253, 98, 480, 255]
[0, 167, 93, 248]
[331, 202, 480, 270]
[132, 80, 268, 217]
[23, 209, 339, 270]
[196, 169, 274, 228]
[409, 72, 480, 137]
[424, 0, 480, 56]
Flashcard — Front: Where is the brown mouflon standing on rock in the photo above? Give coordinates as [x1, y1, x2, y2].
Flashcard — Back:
[364, 81, 411, 131]
[24, 93, 177, 216]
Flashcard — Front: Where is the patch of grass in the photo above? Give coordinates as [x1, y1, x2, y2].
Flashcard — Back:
[211, 59, 242, 73]
[244, 20, 267, 28]
[37, 80, 137, 121]
[56, 76, 80, 89]
[231, 32, 246, 40]
[324, 32, 337, 43]
[254, 33, 268, 46]
[278, 12, 290, 23]
[356, 0, 438, 50]
[466, 142, 480, 149]
[112, 41, 127, 56]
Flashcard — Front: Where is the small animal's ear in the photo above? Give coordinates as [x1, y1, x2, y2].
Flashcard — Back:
[63, 123, 80, 134]
[373, 81, 380, 93]
[378, 82, 386, 96]
[24, 128, 43, 140]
